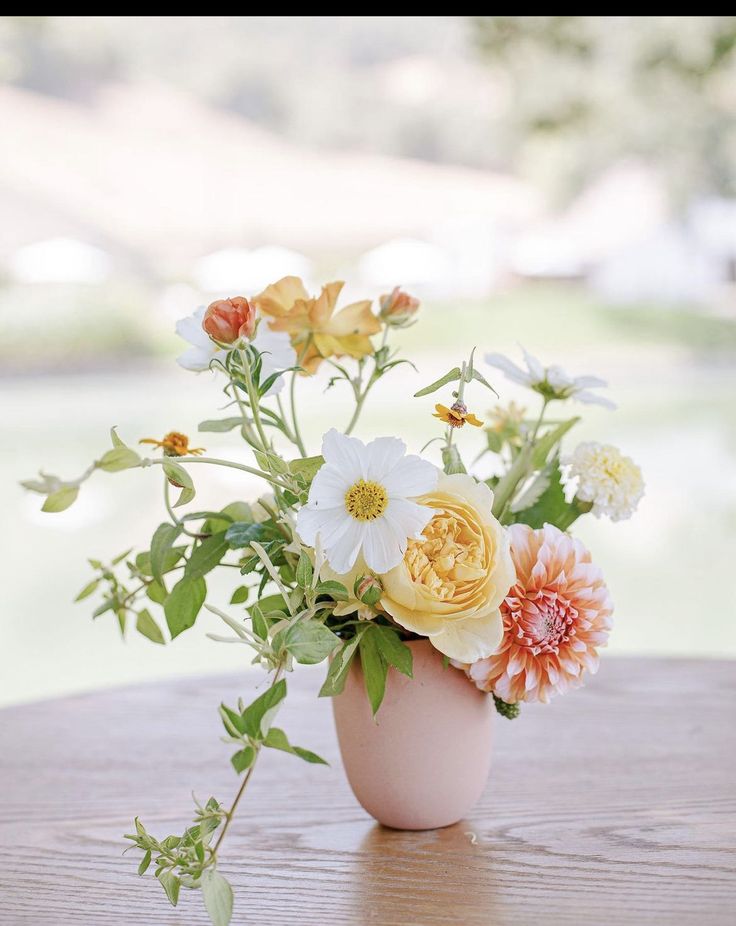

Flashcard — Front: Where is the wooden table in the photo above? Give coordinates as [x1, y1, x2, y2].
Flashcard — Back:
[1, 657, 734, 925]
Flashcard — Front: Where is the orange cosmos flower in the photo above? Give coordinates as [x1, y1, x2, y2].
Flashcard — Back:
[202, 297, 257, 344]
[139, 432, 205, 457]
[253, 276, 381, 373]
[433, 401, 483, 428]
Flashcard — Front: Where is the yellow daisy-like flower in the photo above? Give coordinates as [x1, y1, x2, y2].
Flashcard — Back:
[139, 432, 205, 457]
[433, 401, 483, 429]
[253, 276, 382, 373]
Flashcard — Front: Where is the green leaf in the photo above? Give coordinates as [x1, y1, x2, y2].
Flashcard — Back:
[531, 417, 579, 470]
[441, 444, 467, 475]
[219, 703, 247, 737]
[42, 486, 79, 512]
[230, 745, 255, 774]
[316, 580, 349, 602]
[225, 522, 266, 549]
[185, 532, 229, 580]
[241, 678, 287, 739]
[137, 849, 152, 876]
[164, 576, 206, 638]
[111, 547, 134, 566]
[158, 870, 180, 907]
[229, 586, 249, 605]
[295, 551, 313, 589]
[110, 426, 127, 448]
[98, 447, 142, 472]
[136, 546, 186, 578]
[150, 522, 183, 583]
[162, 461, 195, 507]
[284, 620, 340, 665]
[318, 633, 363, 698]
[485, 429, 504, 453]
[413, 366, 461, 397]
[359, 629, 388, 715]
[201, 869, 234, 926]
[74, 578, 99, 602]
[146, 579, 167, 604]
[288, 455, 324, 486]
[471, 367, 498, 395]
[513, 461, 571, 530]
[198, 417, 244, 432]
[264, 727, 328, 764]
[136, 608, 165, 644]
[373, 626, 413, 677]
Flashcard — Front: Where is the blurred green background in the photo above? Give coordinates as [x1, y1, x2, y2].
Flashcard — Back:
[2, 17, 735, 705]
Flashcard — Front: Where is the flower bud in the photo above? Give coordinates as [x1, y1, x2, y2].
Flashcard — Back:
[202, 297, 257, 344]
[378, 287, 420, 327]
[354, 574, 382, 607]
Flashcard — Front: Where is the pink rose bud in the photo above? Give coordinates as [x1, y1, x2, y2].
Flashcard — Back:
[354, 574, 382, 607]
[202, 297, 257, 344]
[378, 287, 420, 327]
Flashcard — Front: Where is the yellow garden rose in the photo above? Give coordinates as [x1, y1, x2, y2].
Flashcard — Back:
[379, 472, 515, 662]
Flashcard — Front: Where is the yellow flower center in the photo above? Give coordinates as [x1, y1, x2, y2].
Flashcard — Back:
[405, 511, 485, 600]
[344, 479, 388, 521]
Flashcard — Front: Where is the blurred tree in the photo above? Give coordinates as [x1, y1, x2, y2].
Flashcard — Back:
[473, 16, 736, 204]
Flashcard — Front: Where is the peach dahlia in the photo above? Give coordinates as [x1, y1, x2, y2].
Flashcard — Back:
[464, 522, 613, 704]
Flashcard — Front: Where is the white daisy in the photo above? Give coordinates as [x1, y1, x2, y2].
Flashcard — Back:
[175, 309, 296, 397]
[485, 347, 616, 409]
[296, 429, 438, 575]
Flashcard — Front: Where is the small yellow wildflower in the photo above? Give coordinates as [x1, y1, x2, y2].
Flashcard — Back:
[433, 402, 483, 429]
[139, 432, 205, 457]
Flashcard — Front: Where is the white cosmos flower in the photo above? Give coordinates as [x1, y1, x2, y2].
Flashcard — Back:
[175, 309, 295, 397]
[297, 429, 438, 575]
[485, 347, 616, 409]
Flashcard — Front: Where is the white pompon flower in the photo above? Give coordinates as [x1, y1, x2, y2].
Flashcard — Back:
[175, 306, 227, 371]
[175, 309, 295, 397]
[296, 429, 438, 575]
[485, 347, 616, 409]
[251, 323, 297, 397]
[564, 441, 644, 521]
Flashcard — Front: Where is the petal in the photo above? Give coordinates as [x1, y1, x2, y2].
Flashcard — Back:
[364, 436, 406, 482]
[296, 506, 342, 547]
[320, 429, 366, 482]
[253, 276, 309, 317]
[324, 519, 365, 574]
[572, 374, 607, 389]
[521, 346, 545, 382]
[327, 299, 381, 337]
[429, 609, 504, 662]
[307, 464, 349, 510]
[176, 346, 214, 372]
[384, 497, 434, 539]
[574, 390, 617, 410]
[382, 456, 438, 498]
[362, 518, 405, 573]
[484, 352, 532, 385]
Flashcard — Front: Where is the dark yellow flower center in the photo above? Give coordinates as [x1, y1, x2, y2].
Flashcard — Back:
[344, 479, 388, 521]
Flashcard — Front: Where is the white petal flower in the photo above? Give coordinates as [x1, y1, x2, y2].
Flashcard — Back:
[296, 429, 438, 575]
[251, 324, 297, 397]
[175, 306, 227, 371]
[485, 347, 616, 409]
[564, 441, 644, 521]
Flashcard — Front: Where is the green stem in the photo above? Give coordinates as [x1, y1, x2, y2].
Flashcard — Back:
[241, 348, 271, 452]
[211, 664, 285, 857]
[289, 340, 310, 457]
[146, 456, 290, 490]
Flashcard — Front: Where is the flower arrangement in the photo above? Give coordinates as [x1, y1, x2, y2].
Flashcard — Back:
[23, 276, 643, 925]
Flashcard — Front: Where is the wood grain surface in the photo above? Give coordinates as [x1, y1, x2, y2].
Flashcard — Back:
[1, 657, 735, 925]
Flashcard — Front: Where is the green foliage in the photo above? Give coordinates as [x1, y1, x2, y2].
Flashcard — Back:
[441, 444, 467, 475]
[165, 576, 207, 638]
[198, 417, 244, 432]
[356, 624, 414, 715]
[530, 417, 579, 469]
[283, 619, 339, 665]
[201, 869, 234, 926]
[493, 694, 521, 719]
[263, 727, 327, 764]
[149, 522, 183, 583]
[136, 608, 166, 644]
[316, 580, 349, 601]
[162, 461, 196, 506]
[185, 532, 229, 580]
[225, 522, 266, 549]
[98, 446, 142, 472]
[414, 366, 462, 397]
[319, 634, 363, 698]
[512, 460, 570, 529]
[41, 485, 79, 512]
[295, 550, 313, 588]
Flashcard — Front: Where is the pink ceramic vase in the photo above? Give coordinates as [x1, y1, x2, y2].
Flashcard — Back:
[332, 639, 494, 830]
